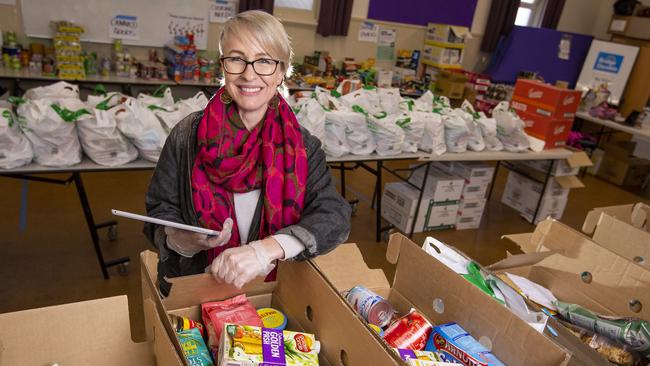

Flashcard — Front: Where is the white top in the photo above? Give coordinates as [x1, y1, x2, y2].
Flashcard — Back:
[233, 189, 305, 260]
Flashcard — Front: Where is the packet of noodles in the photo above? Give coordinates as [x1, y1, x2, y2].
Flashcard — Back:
[202, 295, 263, 354]
[177, 327, 214, 366]
[555, 301, 650, 359]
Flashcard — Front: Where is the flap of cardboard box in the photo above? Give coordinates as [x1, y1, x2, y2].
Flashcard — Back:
[311, 243, 390, 292]
[140, 251, 276, 313]
[553, 175, 585, 188]
[582, 202, 649, 234]
[450, 25, 472, 39]
[592, 212, 650, 272]
[566, 151, 593, 168]
[495, 219, 650, 319]
[0, 295, 153, 365]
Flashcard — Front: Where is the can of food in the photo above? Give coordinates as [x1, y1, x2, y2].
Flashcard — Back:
[345, 285, 394, 328]
[169, 314, 205, 337]
[383, 309, 432, 351]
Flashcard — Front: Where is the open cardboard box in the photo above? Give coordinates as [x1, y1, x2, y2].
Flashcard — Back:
[582, 203, 650, 272]
[492, 219, 650, 365]
[0, 295, 153, 365]
[312, 233, 573, 366]
[140, 250, 399, 366]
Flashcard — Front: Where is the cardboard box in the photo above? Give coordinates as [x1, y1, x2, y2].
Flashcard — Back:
[435, 161, 496, 185]
[422, 44, 464, 70]
[582, 203, 650, 272]
[501, 171, 583, 224]
[511, 79, 582, 121]
[0, 296, 153, 365]
[432, 69, 467, 98]
[518, 152, 592, 177]
[382, 182, 432, 233]
[381, 182, 459, 232]
[604, 140, 636, 159]
[587, 148, 605, 175]
[425, 23, 470, 45]
[632, 135, 650, 160]
[516, 110, 574, 149]
[312, 233, 573, 366]
[408, 165, 465, 202]
[493, 219, 650, 365]
[455, 213, 483, 230]
[140, 251, 399, 366]
[461, 181, 489, 199]
[597, 155, 650, 186]
[458, 198, 487, 216]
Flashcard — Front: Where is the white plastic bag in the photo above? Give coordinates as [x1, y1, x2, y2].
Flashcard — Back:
[368, 112, 405, 156]
[493, 101, 530, 152]
[443, 112, 469, 153]
[77, 107, 138, 167]
[114, 98, 168, 162]
[137, 87, 175, 109]
[378, 88, 402, 114]
[415, 112, 446, 155]
[178, 92, 209, 113]
[327, 110, 375, 155]
[475, 112, 503, 151]
[394, 112, 424, 153]
[294, 98, 326, 143]
[340, 88, 382, 115]
[24, 81, 79, 100]
[87, 92, 125, 110]
[0, 107, 33, 169]
[323, 111, 351, 157]
[16, 98, 83, 166]
[460, 101, 485, 152]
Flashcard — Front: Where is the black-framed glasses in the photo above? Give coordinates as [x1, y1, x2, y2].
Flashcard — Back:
[220, 56, 281, 76]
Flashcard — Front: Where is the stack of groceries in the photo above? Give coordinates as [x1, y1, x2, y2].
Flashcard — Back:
[345, 285, 506, 366]
[171, 294, 320, 366]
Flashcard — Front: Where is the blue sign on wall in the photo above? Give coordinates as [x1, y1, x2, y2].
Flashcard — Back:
[594, 52, 624, 74]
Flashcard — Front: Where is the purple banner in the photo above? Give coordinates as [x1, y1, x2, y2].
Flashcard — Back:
[368, 0, 478, 27]
[262, 328, 285, 365]
[398, 348, 417, 360]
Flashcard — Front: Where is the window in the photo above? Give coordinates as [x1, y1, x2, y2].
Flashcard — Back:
[275, 0, 314, 10]
[515, 0, 547, 27]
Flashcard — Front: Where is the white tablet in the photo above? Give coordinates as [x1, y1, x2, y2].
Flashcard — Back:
[111, 209, 220, 236]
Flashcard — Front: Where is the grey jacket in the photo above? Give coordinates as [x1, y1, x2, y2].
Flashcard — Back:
[144, 111, 351, 295]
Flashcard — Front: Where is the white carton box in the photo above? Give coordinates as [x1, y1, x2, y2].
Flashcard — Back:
[632, 135, 650, 160]
[519, 160, 579, 177]
[409, 165, 465, 202]
[458, 198, 487, 216]
[501, 171, 574, 224]
[461, 181, 489, 199]
[434, 161, 495, 185]
[456, 212, 484, 230]
[426, 201, 461, 230]
[382, 182, 432, 232]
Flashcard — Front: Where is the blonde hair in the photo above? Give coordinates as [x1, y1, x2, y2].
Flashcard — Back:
[219, 10, 294, 85]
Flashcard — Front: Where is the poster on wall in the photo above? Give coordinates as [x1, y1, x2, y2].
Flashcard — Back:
[167, 13, 208, 49]
[358, 21, 378, 43]
[209, 0, 237, 23]
[376, 28, 395, 60]
[109, 15, 140, 40]
[576, 40, 639, 106]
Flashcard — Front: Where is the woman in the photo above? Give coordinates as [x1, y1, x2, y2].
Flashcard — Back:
[144, 10, 351, 295]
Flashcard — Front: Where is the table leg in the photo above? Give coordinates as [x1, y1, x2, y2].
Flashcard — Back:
[339, 162, 346, 200]
[375, 160, 383, 242]
[532, 162, 554, 224]
[72, 172, 129, 279]
[409, 162, 431, 238]
[487, 161, 500, 200]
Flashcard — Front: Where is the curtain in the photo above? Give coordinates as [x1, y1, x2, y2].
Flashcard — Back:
[480, 0, 521, 53]
[541, 0, 567, 29]
[317, 0, 354, 37]
[239, 0, 274, 14]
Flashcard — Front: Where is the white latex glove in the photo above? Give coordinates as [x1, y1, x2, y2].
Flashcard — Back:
[165, 218, 233, 258]
[208, 240, 276, 289]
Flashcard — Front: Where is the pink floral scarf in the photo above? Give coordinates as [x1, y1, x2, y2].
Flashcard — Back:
[191, 87, 308, 267]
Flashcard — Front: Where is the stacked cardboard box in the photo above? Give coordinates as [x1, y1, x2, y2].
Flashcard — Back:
[382, 165, 464, 233]
[434, 161, 496, 230]
[510, 79, 581, 149]
[597, 140, 650, 186]
[422, 23, 470, 69]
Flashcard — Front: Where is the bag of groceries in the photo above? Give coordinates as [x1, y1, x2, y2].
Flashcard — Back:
[0, 105, 33, 169]
[113, 97, 168, 162]
[77, 104, 138, 167]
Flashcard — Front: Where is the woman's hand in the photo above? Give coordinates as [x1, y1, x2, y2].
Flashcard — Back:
[165, 218, 233, 257]
[208, 237, 284, 289]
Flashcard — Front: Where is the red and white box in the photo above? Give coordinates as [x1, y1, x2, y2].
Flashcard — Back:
[516, 110, 573, 149]
[511, 79, 581, 121]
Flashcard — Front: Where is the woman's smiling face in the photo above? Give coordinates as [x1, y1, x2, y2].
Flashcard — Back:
[221, 36, 284, 119]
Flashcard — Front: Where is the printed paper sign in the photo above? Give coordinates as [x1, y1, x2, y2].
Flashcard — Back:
[109, 15, 139, 40]
[167, 13, 208, 49]
[593, 52, 624, 74]
[358, 22, 378, 43]
[210, 0, 237, 23]
[378, 28, 396, 46]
